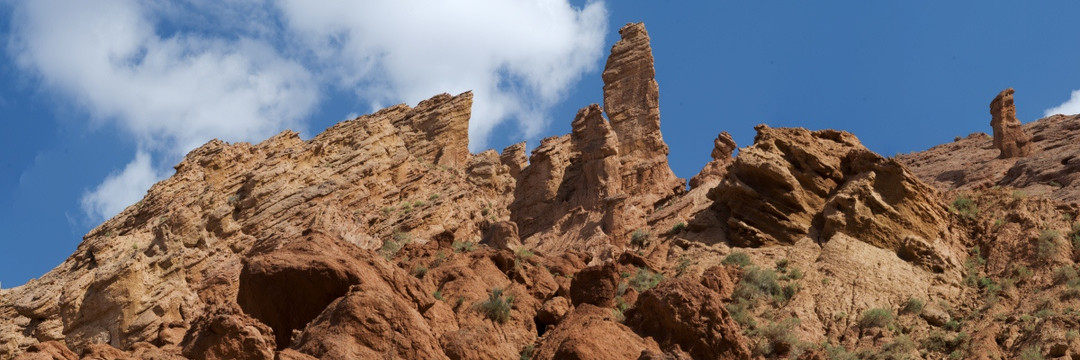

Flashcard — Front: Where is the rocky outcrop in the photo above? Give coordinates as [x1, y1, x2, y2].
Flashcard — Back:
[689, 132, 736, 189]
[898, 113, 1080, 202]
[391, 91, 473, 167]
[708, 125, 952, 252]
[625, 279, 752, 360]
[990, 88, 1032, 158]
[532, 304, 662, 360]
[603, 22, 684, 211]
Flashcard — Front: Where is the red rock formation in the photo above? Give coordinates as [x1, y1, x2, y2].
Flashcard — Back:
[708, 125, 953, 252]
[602, 22, 684, 211]
[625, 278, 752, 359]
[689, 131, 737, 189]
[990, 88, 1032, 158]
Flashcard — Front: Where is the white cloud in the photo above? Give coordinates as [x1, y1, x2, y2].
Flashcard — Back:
[80, 151, 165, 221]
[10, 0, 609, 222]
[9, 0, 319, 220]
[276, 0, 608, 149]
[1045, 89, 1080, 117]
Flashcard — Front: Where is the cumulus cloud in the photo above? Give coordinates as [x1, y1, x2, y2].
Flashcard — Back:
[276, 0, 608, 149]
[80, 151, 165, 221]
[1045, 89, 1080, 117]
[9, 0, 609, 221]
[9, 0, 318, 220]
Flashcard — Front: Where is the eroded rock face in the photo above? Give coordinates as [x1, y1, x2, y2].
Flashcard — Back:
[532, 304, 662, 360]
[625, 279, 752, 360]
[603, 22, 684, 211]
[689, 132, 736, 189]
[990, 88, 1032, 158]
[708, 125, 953, 252]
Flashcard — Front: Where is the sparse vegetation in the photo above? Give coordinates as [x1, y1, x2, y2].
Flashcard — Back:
[433, 290, 443, 301]
[722, 251, 753, 268]
[412, 264, 428, 278]
[733, 266, 781, 303]
[628, 267, 663, 292]
[675, 255, 692, 276]
[750, 317, 801, 356]
[476, 288, 514, 323]
[429, 193, 440, 201]
[670, 222, 686, 233]
[901, 297, 924, 315]
[630, 229, 651, 248]
[1037, 229, 1061, 261]
[950, 195, 978, 219]
[963, 246, 987, 287]
[1019, 346, 1045, 360]
[519, 344, 535, 360]
[859, 308, 893, 329]
[452, 240, 476, 253]
[380, 231, 411, 259]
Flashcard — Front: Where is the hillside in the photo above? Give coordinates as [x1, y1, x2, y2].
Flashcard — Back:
[3, 22, 1080, 360]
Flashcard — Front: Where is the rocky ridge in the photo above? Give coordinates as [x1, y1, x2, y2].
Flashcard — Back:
[4, 22, 1080, 360]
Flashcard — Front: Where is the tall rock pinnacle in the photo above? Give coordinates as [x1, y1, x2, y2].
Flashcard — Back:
[990, 88, 1032, 158]
[602, 22, 684, 210]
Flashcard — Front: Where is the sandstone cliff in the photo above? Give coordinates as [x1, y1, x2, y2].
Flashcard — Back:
[5, 21, 1080, 360]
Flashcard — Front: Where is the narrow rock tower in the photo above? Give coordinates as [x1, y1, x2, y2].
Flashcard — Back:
[990, 88, 1032, 158]
[602, 23, 684, 210]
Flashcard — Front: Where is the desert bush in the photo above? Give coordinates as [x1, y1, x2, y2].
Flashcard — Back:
[733, 266, 781, 302]
[1037, 229, 1061, 261]
[751, 317, 801, 356]
[901, 297, 924, 315]
[722, 251, 753, 268]
[519, 344, 535, 360]
[452, 240, 476, 253]
[629, 268, 663, 292]
[726, 300, 757, 329]
[950, 195, 979, 219]
[670, 222, 686, 233]
[1019, 346, 1045, 360]
[859, 308, 893, 329]
[380, 232, 411, 259]
[630, 229, 651, 248]
[476, 288, 514, 323]
[412, 264, 428, 278]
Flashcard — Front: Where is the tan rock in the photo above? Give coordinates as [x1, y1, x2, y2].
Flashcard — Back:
[602, 22, 684, 211]
[990, 88, 1032, 158]
[709, 125, 953, 253]
[624, 278, 752, 360]
[689, 132, 736, 189]
[532, 304, 662, 360]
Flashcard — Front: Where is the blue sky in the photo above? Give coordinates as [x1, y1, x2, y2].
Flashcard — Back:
[2, 1, 1079, 287]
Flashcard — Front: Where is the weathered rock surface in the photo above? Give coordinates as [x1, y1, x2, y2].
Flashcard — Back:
[532, 304, 662, 360]
[899, 113, 1080, 203]
[990, 88, 1032, 158]
[625, 279, 752, 359]
[688, 132, 736, 190]
[603, 22, 685, 212]
[708, 125, 953, 253]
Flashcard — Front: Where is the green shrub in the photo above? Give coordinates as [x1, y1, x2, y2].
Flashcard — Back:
[1037, 229, 1061, 261]
[629, 268, 663, 292]
[519, 344, 535, 360]
[380, 232, 411, 259]
[950, 195, 979, 219]
[670, 222, 686, 233]
[412, 265, 428, 278]
[859, 308, 893, 329]
[786, 267, 803, 280]
[901, 297, 924, 315]
[675, 256, 692, 276]
[452, 240, 476, 253]
[775, 258, 790, 272]
[630, 229, 651, 248]
[1019, 346, 1045, 360]
[429, 193, 440, 201]
[733, 266, 781, 302]
[433, 290, 443, 301]
[726, 300, 757, 328]
[722, 251, 753, 268]
[751, 317, 801, 356]
[476, 288, 514, 323]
